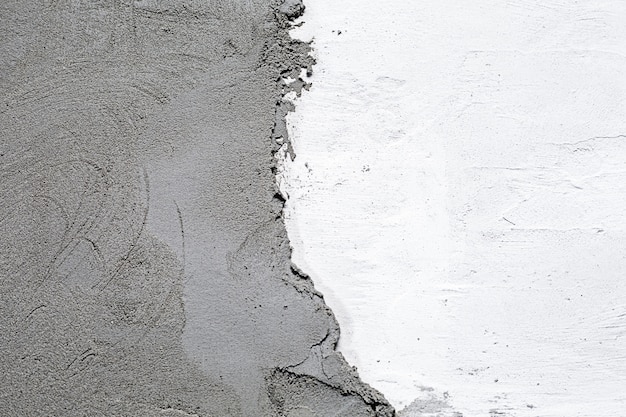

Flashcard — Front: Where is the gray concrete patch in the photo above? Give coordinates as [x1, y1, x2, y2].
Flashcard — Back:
[0, 0, 393, 415]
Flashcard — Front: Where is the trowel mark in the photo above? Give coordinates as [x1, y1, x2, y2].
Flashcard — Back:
[174, 200, 186, 273]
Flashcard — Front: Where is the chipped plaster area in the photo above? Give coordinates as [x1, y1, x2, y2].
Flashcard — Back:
[283, 1, 626, 416]
[0, 0, 392, 415]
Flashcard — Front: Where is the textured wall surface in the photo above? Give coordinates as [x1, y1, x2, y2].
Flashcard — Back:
[283, 1, 626, 416]
[0, 1, 393, 416]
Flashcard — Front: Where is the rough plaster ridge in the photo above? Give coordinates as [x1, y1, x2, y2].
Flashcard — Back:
[263, 6, 395, 415]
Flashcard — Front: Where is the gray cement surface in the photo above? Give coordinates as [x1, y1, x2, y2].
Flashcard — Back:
[0, 1, 393, 416]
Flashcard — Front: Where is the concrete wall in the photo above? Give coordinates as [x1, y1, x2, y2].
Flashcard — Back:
[0, 1, 392, 416]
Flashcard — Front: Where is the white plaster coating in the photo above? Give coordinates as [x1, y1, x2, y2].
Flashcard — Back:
[283, 0, 626, 415]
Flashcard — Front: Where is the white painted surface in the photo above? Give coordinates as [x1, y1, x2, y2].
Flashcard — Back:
[280, 1, 626, 415]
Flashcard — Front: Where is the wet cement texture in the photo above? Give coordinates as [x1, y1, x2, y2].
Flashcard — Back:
[0, 1, 393, 416]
